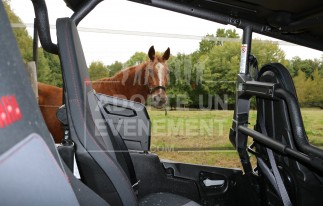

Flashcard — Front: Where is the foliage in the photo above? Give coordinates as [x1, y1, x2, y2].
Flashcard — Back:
[198, 29, 239, 55]
[199, 34, 217, 55]
[107, 61, 123, 76]
[36, 48, 52, 84]
[124, 52, 148, 68]
[288, 56, 323, 78]
[167, 29, 287, 109]
[294, 69, 323, 108]
[88, 61, 109, 80]
[43, 51, 63, 87]
[251, 40, 287, 67]
[5, 1, 62, 87]
[216, 29, 240, 38]
[4, 1, 33, 62]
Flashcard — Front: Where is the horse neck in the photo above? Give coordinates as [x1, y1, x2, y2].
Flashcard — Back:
[92, 63, 150, 101]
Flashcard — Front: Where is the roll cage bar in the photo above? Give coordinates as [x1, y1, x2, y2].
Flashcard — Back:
[229, 27, 323, 173]
[30, 0, 102, 54]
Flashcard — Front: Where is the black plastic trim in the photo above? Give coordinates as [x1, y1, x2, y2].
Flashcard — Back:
[128, 0, 323, 52]
[71, 0, 103, 25]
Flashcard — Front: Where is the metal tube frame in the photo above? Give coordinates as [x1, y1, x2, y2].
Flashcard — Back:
[229, 26, 253, 174]
[229, 28, 323, 172]
[71, 0, 103, 25]
[32, 18, 39, 73]
[31, 0, 58, 54]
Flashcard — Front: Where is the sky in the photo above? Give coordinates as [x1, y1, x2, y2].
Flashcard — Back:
[9, 0, 323, 65]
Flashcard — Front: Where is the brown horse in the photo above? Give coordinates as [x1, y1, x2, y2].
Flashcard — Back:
[38, 46, 170, 143]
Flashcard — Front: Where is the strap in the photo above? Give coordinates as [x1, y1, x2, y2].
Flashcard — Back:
[257, 103, 292, 206]
[257, 157, 279, 193]
[94, 94, 139, 190]
[267, 148, 292, 206]
[148, 85, 166, 94]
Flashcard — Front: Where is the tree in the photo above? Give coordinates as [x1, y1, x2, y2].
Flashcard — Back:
[288, 57, 322, 78]
[199, 34, 216, 54]
[223, 29, 240, 38]
[36, 48, 53, 84]
[294, 70, 308, 106]
[194, 34, 285, 109]
[124, 52, 148, 67]
[294, 69, 323, 108]
[5, 1, 61, 86]
[108, 61, 123, 76]
[43, 51, 63, 87]
[215, 28, 239, 46]
[198, 29, 239, 55]
[309, 69, 323, 108]
[168, 29, 287, 109]
[88, 61, 109, 80]
[4, 1, 33, 62]
[202, 41, 241, 108]
[251, 40, 287, 68]
[216, 28, 240, 39]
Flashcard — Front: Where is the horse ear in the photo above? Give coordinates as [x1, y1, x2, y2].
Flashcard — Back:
[162, 47, 170, 61]
[148, 46, 155, 61]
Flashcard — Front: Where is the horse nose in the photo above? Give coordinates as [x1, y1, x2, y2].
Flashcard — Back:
[159, 96, 167, 104]
[153, 94, 167, 104]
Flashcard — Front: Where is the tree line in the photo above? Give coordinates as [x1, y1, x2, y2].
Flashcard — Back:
[5, 1, 63, 87]
[6, 1, 323, 109]
[98, 29, 323, 109]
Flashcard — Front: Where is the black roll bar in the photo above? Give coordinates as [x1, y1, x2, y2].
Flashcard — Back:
[31, 0, 103, 54]
[238, 126, 323, 172]
[229, 23, 323, 173]
[231, 80, 323, 172]
[31, 0, 58, 54]
[71, 0, 103, 25]
[229, 26, 253, 174]
[274, 88, 323, 160]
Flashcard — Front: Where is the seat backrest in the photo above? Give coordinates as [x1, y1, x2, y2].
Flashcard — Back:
[0, 2, 108, 205]
[255, 63, 323, 205]
[56, 17, 138, 205]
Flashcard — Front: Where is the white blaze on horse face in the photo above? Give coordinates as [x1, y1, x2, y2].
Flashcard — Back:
[155, 63, 165, 86]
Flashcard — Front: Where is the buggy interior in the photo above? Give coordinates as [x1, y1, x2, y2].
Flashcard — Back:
[1, 0, 323, 205]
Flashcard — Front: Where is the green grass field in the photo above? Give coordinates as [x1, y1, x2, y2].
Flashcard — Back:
[147, 108, 323, 169]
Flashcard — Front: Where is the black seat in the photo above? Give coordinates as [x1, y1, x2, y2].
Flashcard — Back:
[56, 17, 200, 206]
[0, 2, 108, 205]
[255, 63, 323, 205]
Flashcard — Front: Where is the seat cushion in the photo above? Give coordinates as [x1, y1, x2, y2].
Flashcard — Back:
[139, 192, 200, 206]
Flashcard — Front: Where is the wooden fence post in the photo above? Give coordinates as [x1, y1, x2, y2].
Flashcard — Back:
[25, 61, 38, 100]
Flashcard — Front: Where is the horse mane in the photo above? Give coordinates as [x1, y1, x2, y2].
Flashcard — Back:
[110, 62, 147, 81]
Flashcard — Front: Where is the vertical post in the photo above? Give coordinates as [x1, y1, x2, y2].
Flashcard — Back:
[33, 18, 38, 75]
[240, 26, 252, 75]
[25, 62, 38, 100]
[229, 26, 253, 174]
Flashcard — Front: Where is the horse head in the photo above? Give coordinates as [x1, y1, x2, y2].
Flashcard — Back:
[145, 46, 170, 109]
